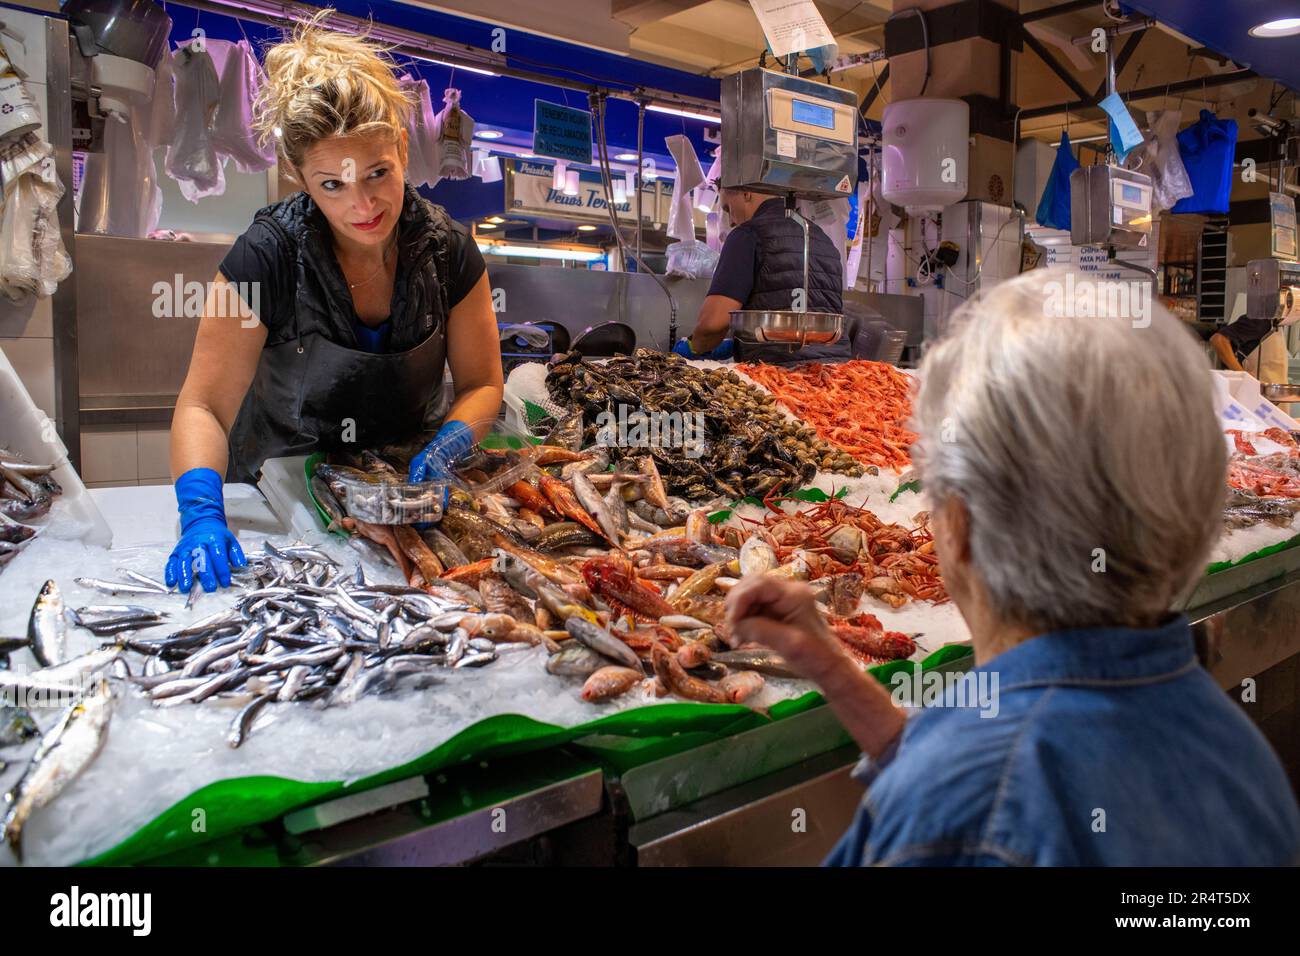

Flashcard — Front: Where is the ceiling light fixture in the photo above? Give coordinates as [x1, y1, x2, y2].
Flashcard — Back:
[646, 104, 721, 124]
[477, 242, 605, 261]
[1249, 18, 1300, 37]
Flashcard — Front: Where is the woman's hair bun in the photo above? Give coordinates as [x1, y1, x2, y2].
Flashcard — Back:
[253, 9, 413, 176]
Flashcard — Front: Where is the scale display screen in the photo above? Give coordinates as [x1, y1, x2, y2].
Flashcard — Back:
[791, 98, 835, 131]
[1119, 183, 1143, 204]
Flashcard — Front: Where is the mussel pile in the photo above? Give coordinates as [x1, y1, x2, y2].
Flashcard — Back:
[546, 349, 864, 501]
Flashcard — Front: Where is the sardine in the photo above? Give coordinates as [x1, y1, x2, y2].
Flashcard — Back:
[27, 580, 66, 668]
[3, 680, 114, 861]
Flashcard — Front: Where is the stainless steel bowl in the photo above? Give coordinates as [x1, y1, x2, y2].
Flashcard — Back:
[1262, 382, 1300, 402]
[729, 310, 843, 346]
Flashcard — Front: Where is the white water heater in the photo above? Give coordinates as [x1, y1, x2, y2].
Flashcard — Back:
[881, 98, 969, 212]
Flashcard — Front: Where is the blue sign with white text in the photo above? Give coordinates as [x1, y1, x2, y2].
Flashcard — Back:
[533, 100, 594, 165]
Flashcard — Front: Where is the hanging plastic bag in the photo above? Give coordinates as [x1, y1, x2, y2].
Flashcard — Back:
[0, 34, 43, 146]
[0, 132, 71, 302]
[400, 75, 440, 188]
[472, 149, 502, 183]
[143, 45, 176, 149]
[665, 133, 704, 242]
[165, 44, 224, 202]
[1036, 130, 1079, 231]
[1125, 109, 1193, 214]
[78, 107, 162, 238]
[665, 239, 719, 278]
[431, 88, 474, 181]
[1172, 110, 1238, 216]
[211, 40, 274, 173]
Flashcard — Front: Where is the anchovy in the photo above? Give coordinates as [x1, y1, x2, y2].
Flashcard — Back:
[118, 570, 170, 593]
[74, 577, 168, 597]
[227, 692, 276, 749]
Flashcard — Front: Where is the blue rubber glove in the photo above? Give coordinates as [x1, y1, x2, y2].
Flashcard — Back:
[164, 467, 247, 593]
[409, 419, 475, 484]
[673, 336, 735, 361]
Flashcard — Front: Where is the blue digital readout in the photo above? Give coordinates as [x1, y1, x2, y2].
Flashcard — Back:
[791, 98, 835, 130]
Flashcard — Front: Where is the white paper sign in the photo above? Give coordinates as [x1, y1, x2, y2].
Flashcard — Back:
[748, 0, 834, 58]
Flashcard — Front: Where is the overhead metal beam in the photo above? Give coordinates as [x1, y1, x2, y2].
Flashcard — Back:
[1020, 0, 1100, 24]
[1018, 67, 1258, 121]
[1021, 27, 1092, 101]
[612, 0, 712, 28]
[170, 0, 722, 114]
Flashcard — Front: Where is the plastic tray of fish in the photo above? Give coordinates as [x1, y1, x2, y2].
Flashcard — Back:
[310, 424, 542, 529]
[334, 474, 448, 525]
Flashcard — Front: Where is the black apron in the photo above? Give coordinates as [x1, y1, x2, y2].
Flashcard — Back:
[226, 326, 447, 484]
[225, 185, 455, 483]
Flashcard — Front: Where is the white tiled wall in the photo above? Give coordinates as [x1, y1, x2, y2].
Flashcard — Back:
[80, 425, 172, 487]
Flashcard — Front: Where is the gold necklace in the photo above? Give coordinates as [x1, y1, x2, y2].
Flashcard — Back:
[341, 233, 398, 290]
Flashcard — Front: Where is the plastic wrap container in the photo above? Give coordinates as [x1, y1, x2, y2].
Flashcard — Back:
[0, 346, 112, 549]
[305, 422, 541, 530]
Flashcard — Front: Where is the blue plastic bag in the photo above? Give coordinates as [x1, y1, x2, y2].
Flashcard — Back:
[1171, 110, 1238, 215]
[1036, 131, 1080, 231]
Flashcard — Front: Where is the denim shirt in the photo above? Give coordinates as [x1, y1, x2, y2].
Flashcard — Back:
[824, 616, 1300, 866]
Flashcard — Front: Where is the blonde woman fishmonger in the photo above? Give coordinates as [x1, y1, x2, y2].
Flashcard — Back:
[165, 14, 503, 592]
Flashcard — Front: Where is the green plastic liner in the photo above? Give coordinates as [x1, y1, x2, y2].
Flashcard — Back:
[79, 644, 973, 867]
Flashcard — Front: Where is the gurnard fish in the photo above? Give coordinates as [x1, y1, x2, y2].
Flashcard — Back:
[651, 643, 727, 704]
[581, 556, 677, 622]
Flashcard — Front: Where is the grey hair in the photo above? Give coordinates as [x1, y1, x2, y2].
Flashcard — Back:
[911, 268, 1226, 631]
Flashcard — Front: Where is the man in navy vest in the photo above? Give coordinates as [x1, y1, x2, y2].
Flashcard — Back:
[673, 186, 852, 364]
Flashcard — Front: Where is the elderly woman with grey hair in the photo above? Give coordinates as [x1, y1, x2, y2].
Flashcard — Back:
[726, 269, 1300, 866]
